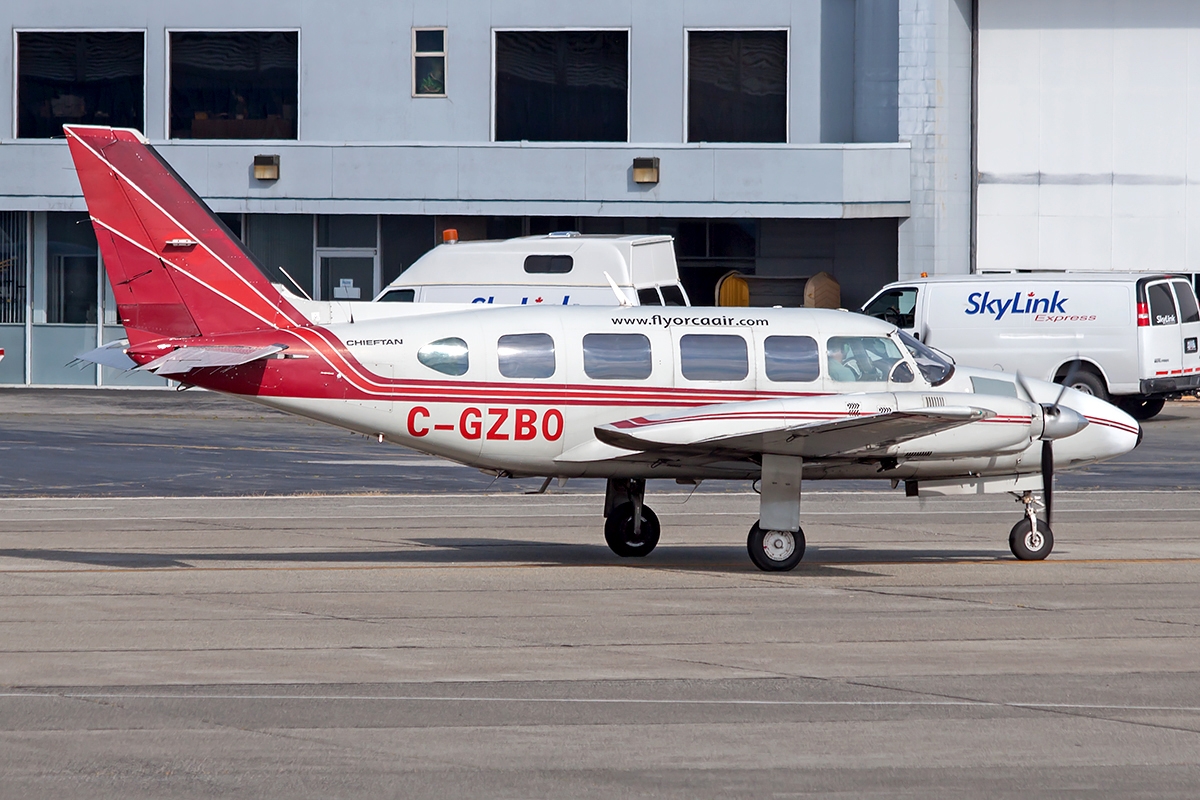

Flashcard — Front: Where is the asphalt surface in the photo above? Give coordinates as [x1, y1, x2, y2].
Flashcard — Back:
[2, 389, 1200, 798]
[1, 388, 1199, 495]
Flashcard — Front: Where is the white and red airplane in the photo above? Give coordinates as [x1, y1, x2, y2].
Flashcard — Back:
[64, 125, 1141, 571]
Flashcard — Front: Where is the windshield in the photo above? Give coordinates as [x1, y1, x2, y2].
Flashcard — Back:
[896, 330, 954, 386]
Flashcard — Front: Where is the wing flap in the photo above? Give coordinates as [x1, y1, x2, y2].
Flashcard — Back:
[596, 397, 995, 459]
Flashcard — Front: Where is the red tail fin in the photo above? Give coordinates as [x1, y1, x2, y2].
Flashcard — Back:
[64, 125, 308, 345]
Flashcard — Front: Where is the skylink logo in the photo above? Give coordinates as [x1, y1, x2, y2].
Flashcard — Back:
[965, 291, 1067, 320]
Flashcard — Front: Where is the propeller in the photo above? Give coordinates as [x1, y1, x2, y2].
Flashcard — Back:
[1016, 361, 1087, 529]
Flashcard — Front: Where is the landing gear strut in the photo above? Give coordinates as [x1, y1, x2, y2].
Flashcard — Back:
[1010, 491, 1054, 560]
[747, 454, 807, 572]
[603, 478, 660, 557]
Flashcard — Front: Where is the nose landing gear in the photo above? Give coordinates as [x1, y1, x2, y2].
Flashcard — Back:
[1010, 491, 1054, 560]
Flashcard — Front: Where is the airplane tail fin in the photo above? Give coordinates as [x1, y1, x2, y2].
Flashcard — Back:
[64, 125, 308, 346]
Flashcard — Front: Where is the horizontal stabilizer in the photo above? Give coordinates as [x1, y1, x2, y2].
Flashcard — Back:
[69, 340, 137, 370]
[138, 344, 286, 375]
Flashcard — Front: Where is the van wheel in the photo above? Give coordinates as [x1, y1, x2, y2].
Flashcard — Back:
[1117, 396, 1165, 421]
[1059, 369, 1108, 402]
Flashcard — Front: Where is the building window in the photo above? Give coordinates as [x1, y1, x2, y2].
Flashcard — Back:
[46, 212, 98, 324]
[688, 30, 787, 143]
[495, 31, 628, 142]
[0, 213, 27, 324]
[413, 28, 446, 96]
[169, 31, 298, 139]
[16, 32, 144, 138]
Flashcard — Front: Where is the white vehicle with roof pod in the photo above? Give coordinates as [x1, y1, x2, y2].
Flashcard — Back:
[374, 232, 690, 307]
[862, 272, 1200, 420]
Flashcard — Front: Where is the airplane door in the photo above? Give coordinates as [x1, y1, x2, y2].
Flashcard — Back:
[1140, 280, 1183, 379]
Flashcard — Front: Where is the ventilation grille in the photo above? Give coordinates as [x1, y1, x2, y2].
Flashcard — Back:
[903, 451, 933, 458]
[846, 402, 861, 416]
[924, 396, 945, 407]
[878, 406, 893, 414]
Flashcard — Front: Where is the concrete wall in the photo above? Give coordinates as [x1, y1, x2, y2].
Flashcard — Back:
[977, 0, 1200, 273]
[897, 0, 973, 279]
[0, 0, 908, 221]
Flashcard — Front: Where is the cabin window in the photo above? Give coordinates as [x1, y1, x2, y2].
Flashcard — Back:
[523, 255, 573, 274]
[418, 337, 469, 376]
[826, 336, 905, 382]
[498, 333, 556, 378]
[679, 334, 748, 381]
[379, 289, 415, 303]
[1172, 282, 1200, 323]
[1147, 282, 1178, 326]
[583, 333, 652, 380]
[764, 335, 819, 382]
[661, 285, 687, 306]
[637, 288, 662, 306]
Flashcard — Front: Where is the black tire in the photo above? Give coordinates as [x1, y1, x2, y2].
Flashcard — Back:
[747, 522, 806, 572]
[1009, 518, 1054, 561]
[604, 502, 660, 557]
[1117, 396, 1165, 421]
[1059, 367, 1108, 402]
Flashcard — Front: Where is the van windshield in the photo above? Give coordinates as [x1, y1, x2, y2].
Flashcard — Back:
[897, 330, 954, 386]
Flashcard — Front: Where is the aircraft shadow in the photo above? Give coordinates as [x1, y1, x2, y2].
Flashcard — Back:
[0, 538, 1005, 575]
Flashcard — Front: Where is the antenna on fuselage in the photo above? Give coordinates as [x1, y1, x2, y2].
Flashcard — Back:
[603, 271, 633, 307]
[278, 267, 313, 301]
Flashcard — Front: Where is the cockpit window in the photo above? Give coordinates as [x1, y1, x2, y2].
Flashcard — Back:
[826, 336, 905, 382]
[897, 330, 954, 386]
[418, 337, 469, 376]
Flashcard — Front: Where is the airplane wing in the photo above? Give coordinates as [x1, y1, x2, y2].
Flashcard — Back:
[137, 344, 287, 375]
[594, 397, 994, 460]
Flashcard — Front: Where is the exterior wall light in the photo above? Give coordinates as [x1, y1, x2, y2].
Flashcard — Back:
[254, 154, 280, 181]
[632, 156, 659, 184]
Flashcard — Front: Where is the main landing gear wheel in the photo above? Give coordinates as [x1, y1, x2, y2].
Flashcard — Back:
[747, 522, 806, 572]
[604, 502, 660, 558]
[1009, 518, 1054, 561]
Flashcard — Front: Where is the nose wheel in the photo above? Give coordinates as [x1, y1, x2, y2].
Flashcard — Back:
[1009, 516, 1053, 560]
[747, 522, 806, 572]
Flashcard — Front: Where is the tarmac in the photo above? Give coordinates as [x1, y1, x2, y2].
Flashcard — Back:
[1, 389, 1199, 798]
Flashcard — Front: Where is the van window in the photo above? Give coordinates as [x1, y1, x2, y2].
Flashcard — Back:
[661, 285, 687, 306]
[1148, 283, 1178, 325]
[764, 335, 819, 382]
[583, 333, 653, 379]
[418, 337, 469, 376]
[379, 288, 415, 302]
[498, 333, 556, 378]
[1173, 281, 1200, 323]
[680, 334, 748, 381]
[827, 336, 905, 382]
[524, 255, 573, 274]
[863, 287, 917, 328]
[637, 288, 662, 306]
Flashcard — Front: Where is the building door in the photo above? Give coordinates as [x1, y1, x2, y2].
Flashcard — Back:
[320, 256, 376, 301]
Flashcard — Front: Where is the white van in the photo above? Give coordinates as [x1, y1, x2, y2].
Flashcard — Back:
[374, 233, 690, 307]
[862, 273, 1200, 420]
